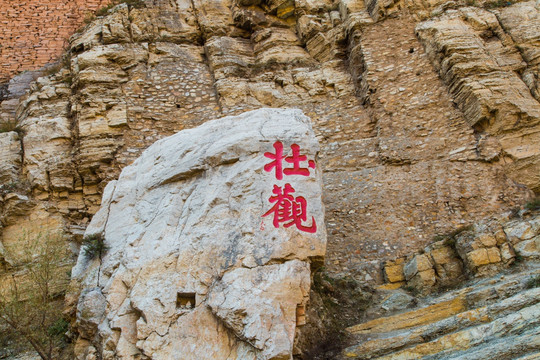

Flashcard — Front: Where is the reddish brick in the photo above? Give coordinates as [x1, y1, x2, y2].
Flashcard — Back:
[0, 0, 110, 81]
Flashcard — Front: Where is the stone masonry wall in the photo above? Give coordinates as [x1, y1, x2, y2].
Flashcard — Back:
[0, 0, 110, 82]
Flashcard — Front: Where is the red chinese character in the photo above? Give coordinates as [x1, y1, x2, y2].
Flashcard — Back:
[262, 183, 317, 233]
[264, 141, 316, 180]
[264, 141, 285, 180]
[284, 144, 316, 176]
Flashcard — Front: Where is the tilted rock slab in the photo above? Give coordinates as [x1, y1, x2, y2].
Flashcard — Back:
[71, 108, 326, 360]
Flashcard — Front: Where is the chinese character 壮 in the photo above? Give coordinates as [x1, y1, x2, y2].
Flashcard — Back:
[264, 141, 316, 180]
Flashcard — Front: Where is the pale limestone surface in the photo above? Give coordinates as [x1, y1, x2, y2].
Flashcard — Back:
[71, 108, 326, 360]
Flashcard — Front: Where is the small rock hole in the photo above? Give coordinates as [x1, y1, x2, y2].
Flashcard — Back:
[176, 292, 196, 310]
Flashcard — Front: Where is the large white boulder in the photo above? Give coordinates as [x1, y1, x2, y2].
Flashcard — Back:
[71, 108, 326, 360]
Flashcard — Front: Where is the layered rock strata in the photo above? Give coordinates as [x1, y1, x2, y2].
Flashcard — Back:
[345, 264, 540, 359]
[0, 0, 540, 358]
[416, 6, 540, 193]
[71, 108, 326, 360]
[1, 0, 537, 286]
[344, 211, 540, 359]
[383, 210, 540, 292]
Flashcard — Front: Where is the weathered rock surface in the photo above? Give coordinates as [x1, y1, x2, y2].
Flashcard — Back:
[18, 71, 74, 193]
[416, 4, 540, 193]
[345, 266, 540, 359]
[0, 69, 44, 125]
[76, 287, 107, 340]
[2, 0, 536, 287]
[382, 211, 540, 294]
[71, 108, 326, 359]
[0, 132, 21, 184]
[496, 1, 540, 101]
[1, 0, 540, 357]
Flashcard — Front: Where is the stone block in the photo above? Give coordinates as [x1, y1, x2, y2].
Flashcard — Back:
[404, 254, 432, 281]
[408, 269, 437, 290]
[377, 282, 405, 290]
[468, 248, 491, 267]
[499, 242, 515, 262]
[504, 221, 536, 243]
[442, 260, 463, 279]
[428, 244, 464, 284]
[418, 269, 437, 286]
[71, 109, 326, 359]
[75, 287, 106, 340]
[380, 291, 415, 312]
[494, 228, 508, 245]
[477, 233, 497, 247]
[486, 247, 502, 264]
[385, 264, 405, 283]
[514, 237, 540, 258]
[430, 246, 455, 265]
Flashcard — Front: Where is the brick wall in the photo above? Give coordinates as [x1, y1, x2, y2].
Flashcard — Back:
[0, 0, 110, 82]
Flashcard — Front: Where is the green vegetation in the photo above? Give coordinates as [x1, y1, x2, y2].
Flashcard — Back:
[511, 253, 524, 266]
[508, 206, 521, 219]
[525, 198, 540, 211]
[0, 229, 72, 360]
[40, 54, 73, 87]
[47, 318, 69, 338]
[0, 119, 18, 134]
[524, 275, 540, 289]
[82, 233, 108, 260]
[44, 54, 70, 76]
[462, 0, 515, 10]
[43, 63, 63, 77]
[483, 0, 514, 8]
[80, 0, 146, 34]
[403, 285, 421, 295]
[0, 180, 31, 196]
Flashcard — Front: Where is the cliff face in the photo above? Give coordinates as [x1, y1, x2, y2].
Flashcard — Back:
[0, 0, 540, 357]
[2, 0, 538, 279]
